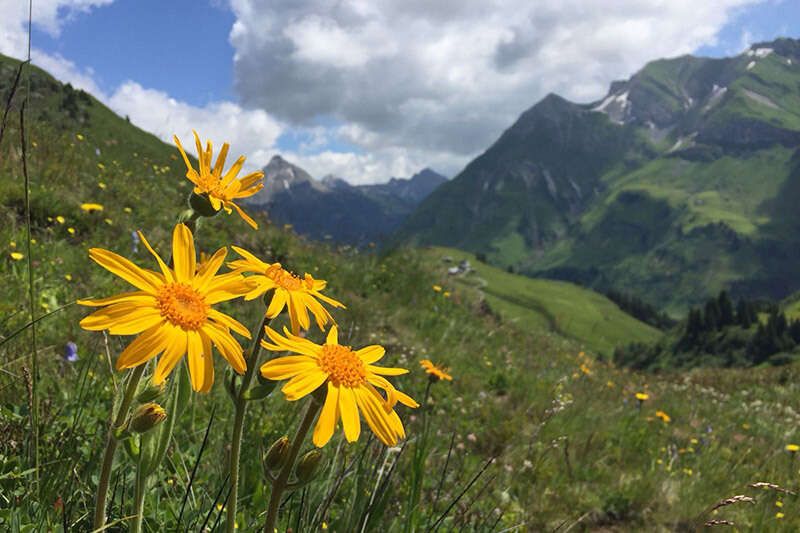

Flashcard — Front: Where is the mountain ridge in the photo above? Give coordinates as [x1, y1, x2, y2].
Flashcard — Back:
[397, 37, 800, 312]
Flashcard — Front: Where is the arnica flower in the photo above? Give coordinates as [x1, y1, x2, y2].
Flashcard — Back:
[786, 443, 800, 453]
[420, 359, 453, 382]
[635, 392, 649, 401]
[228, 246, 345, 334]
[655, 410, 671, 424]
[260, 325, 418, 447]
[173, 130, 264, 229]
[78, 223, 251, 392]
[80, 202, 104, 213]
[10, 252, 24, 261]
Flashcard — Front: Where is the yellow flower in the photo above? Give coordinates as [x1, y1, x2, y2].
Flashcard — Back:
[76, 133, 84, 141]
[98, 181, 107, 189]
[173, 131, 264, 229]
[65, 274, 73, 281]
[420, 359, 453, 381]
[260, 325, 418, 447]
[786, 444, 800, 453]
[80, 203, 104, 213]
[78, 224, 252, 392]
[432, 285, 442, 292]
[124, 207, 133, 213]
[56, 215, 65, 224]
[10, 252, 24, 261]
[655, 410, 671, 424]
[104, 218, 113, 225]
[776, 512, 785, 519]
[67, 227, 76, 235]
[635, 392, 649, 401]
[579, 362, 592, 375]
[228, 247, 345, 334]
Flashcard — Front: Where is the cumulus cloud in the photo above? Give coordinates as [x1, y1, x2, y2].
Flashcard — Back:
[229, 0, 762, 180]
[108, 82, 284, 171]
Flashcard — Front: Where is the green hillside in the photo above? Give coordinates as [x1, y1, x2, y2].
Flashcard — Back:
[398, 38, 800, 313]
[6, 53, 800, 532]
[424, 247, 661, 356]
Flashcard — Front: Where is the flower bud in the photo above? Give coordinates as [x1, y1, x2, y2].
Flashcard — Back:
[264, 436, 290, 472]
[295, 450, 323, 483]
[188, 192, 220, 217]
[130, 402, 167, 433]
[136, 381, 166, 403]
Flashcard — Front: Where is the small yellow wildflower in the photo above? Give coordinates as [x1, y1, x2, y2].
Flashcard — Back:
[635, 392, 649, 401]
[56, 215, 65, 224]
[776, 501, 783, 508]
[579, 363, 592, 375]
[655, 410, 671, 424]
[65, 274, 73, 281]
[97, 163, 105, 170]
[67, 227, 76, 235]
[10, 252, 24, 261]
[432, 285, 442, 292]
[173, 131, 265, 229]
[9, 241, 15, 248]
[260, 325, 418, 447]
[776, 512, 785, 519]
[420, 359, 453, 382]
[80, 203, 104, 213]
[124, 207, 133, 213]
[228, 247, 345, 334]
[104, 218, 113, 225]
[606, 380, 615, 388]
[786, 444, 800, 453]
[443, 291, 451, 298]
[98, 181, 107, 189]
[76, 133, 84, 141]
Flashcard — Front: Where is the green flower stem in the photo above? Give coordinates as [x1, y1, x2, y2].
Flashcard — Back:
[263, 398, 322, 533]
[226, 313, 272, 533]
[131, 443, 148, 533]
[93, 364, 146, 530]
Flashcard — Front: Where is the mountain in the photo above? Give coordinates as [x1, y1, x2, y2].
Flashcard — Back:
[397, 37, 800, 313]
[247, 157, 446, 245]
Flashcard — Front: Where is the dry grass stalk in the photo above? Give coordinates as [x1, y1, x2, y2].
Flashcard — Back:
[704, 519, 735, 527]
[749, 482, 796, 495]
[708, 495, 755, 513]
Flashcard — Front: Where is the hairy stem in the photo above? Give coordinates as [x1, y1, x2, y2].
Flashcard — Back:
[263, 399, 321, 533]
[93, 364, 146, 529]
[226, 313, 272, 533]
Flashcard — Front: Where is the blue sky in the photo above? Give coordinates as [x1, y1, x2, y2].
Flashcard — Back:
[3, 0, 798, 183]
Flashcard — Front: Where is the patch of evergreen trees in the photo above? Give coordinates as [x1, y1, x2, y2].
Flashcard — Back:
[614, 291, 800, 370]
[604, 289, 676, 330]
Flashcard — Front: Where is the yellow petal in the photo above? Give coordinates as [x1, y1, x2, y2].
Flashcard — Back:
[366, 374, 398, 409]
[171, 223, 196, 282]
[291, 292, 311, 331]
[326, 325, 338, 345]
[395, 389, 419, 409]
[138, 230, 173, 281]
[366, 365, 408, 376]
[313, 382, 339, 447]
[354, 386, 398, 446]
[116, 324, 171, 369]
[357, 346, 385, 364]
[88, 247, 162, 292]
[260, 355, 319, 380]
[264, 289, 287, 318]
[194, 247, 227, 290]
[212, 142, 230, 177]
[281, 371, 327, 401]
[208, 308, 251, 339]
[338, 387, 361, 442]
[203, 322, 246, 374]
[152, 327, 188, 384]
[78, 291, 151, 307]
[187, 330, 213, 392]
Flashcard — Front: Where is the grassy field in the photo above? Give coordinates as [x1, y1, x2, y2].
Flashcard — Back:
[424, 247, 661, 357]
[4, 54, 800, 532]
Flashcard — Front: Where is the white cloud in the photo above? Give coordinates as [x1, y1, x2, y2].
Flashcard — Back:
[229, 0, 763, 182]
[0, 0, 111, 94]
[107, 82, 284, 172]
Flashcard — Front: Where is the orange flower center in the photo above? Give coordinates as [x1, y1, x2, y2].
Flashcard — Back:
[319, 344, 366, 387]
[266, 264, 313, 291]
[156, 282, 209, 330]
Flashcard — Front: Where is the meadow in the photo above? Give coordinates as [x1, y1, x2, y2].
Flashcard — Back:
[3, 54, 800, 532]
